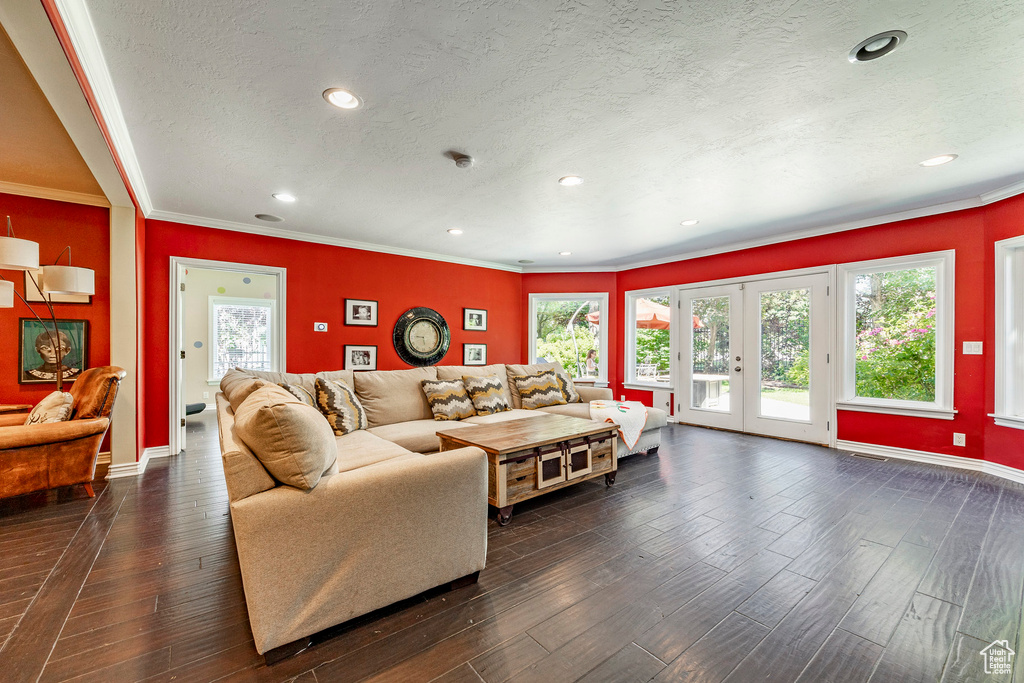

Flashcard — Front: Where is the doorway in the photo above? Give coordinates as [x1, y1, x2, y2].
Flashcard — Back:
[674, 271, 832, 444]
[169, 258, 287, 456]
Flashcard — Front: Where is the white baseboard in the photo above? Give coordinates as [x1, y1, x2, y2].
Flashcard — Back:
[96, 451, 111, 465]
[835, 440, 1024, 486]
[105, 445, 172, 480]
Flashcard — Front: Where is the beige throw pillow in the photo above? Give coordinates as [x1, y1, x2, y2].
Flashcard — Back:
[233, 385, 338, 490]
[220, 369, 268, 412]
[25, 391, 74, 425]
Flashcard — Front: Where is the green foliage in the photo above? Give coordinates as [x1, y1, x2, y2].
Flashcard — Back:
[760, 290, 810, 383]
[635, 328, 670, 374]
[536, 328, 596, 377]
[786, 350, 809, 387]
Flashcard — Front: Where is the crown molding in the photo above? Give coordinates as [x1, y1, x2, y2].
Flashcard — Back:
[979, 178, 1024, 205]
[52, 0, 152, 214]
[147, 210, 523, 273]
[0, 181, 109, 207]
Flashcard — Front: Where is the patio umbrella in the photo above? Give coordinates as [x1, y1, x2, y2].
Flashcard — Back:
[586, 297, 673, 329]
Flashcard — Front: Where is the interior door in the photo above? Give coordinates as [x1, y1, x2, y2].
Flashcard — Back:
[676, 284, 744, 431]
[177, 271, 186, 452]
[676, 273, 831, 444]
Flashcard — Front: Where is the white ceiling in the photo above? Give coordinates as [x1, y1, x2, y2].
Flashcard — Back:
[73, 0, 1024, 269]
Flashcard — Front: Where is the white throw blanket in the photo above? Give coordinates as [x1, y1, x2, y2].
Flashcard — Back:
[589, 400, 648, 449]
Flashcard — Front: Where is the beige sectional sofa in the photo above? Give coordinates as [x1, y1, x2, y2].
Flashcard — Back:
[215, 361, 665, 657]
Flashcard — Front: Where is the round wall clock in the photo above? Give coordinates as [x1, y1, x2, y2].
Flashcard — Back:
[393, 307, 450, 366]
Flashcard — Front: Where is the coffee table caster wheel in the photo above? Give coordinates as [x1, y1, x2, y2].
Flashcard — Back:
[497, 505, 513, 526]
[605, 472, 616, 486]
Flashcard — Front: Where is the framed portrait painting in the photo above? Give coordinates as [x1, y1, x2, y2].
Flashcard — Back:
[463, 343, 487, 366]
[463, 308, 487, 331]
[344, 345, 377, 371]
[345, 299, 378, 326]
[19, 319, 89, 384]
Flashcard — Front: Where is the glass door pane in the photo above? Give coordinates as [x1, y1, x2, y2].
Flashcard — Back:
[758, 289, 811, 421]
[691, 296, 732, 411]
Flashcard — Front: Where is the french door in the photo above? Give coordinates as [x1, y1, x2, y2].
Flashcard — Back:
[675, 272, 831, 444]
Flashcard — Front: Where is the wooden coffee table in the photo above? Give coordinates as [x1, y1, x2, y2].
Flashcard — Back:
[437, 414, 618, 525]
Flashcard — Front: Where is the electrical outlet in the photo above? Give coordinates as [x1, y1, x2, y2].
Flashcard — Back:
[202, 391, 209, 399]
[620, 395, 626, 401]
[314, 322, 328, 332]
[962, 341, 983, 355]
[953, 432, 966, 447]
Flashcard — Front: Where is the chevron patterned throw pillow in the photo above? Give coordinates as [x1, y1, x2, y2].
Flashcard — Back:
[513, 370, 568, 410]
[421, 379, 477, 421]
[463, 374, 511, 415]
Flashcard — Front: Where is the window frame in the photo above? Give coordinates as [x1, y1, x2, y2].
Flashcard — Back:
[528, 292, 610, 385]
[623, 287, 675, 390]
[836, 250, 955, 419]
[208, 296, 278, 382]
[993, 235, 1024, 429]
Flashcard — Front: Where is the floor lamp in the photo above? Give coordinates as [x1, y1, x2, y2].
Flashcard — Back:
[0, 216, 96, 393]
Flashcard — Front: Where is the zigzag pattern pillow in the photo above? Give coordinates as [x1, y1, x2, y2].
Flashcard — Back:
[551, 366, 581, 403]
[314, 377, 367, 435]
[463, 374, 511, 415]
[421, 379, 476, 421]
[513, 370, 568, 410]
[278, 382, 316, 407]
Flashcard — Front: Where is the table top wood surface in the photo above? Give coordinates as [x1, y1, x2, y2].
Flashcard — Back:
[436, 414, 618, 455]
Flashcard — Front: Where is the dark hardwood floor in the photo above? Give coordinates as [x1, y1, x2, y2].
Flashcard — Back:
[2, 412, 1023, 682]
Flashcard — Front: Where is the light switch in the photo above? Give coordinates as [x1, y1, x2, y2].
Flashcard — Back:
[962, 341, 983, 355]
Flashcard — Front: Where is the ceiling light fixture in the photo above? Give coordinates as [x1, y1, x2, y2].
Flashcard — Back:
[447, 228, 463, 235]
[559, 251, 572, 256]
[848, 30, 907, 63]
[255, 214, 284, 222]
[919, 154, 958, 167]
[272, 193, 296, 202]
[323, 88, 362, 109]
[680, 219, 700, 227]
[517, 259, 535, 264]
[558, 176, 583, 186]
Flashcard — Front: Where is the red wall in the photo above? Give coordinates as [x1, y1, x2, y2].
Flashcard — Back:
[0, 193, 110, 406]
[142, 219, 523, 448]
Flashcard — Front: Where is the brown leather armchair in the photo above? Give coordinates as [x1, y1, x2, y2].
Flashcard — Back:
[0, 366, 126, 499]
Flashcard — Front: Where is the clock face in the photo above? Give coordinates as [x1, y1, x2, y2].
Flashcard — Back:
[393, 307, 450, 366]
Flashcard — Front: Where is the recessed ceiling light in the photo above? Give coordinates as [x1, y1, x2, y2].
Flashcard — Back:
[919, 154, 958, 167]
[848, 30, 907, 63]
[558, 176, 583, 186]
[559, 251, 572, 256]
[447, 228, 463, 235]
[272, 193, 296, 202]
[680, 219, 700, 226]
[254, 214, 283, 222]
[323, 88, 362, 109]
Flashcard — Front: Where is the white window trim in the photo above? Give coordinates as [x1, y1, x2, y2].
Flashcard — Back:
[528, 292, 609, 384]
[208, 296, 278, 382]
[836, 250, 955, 419]
[992, 235, 1024, 430]
[623, 287, 674, 390]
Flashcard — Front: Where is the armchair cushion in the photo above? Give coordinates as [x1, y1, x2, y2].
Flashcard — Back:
[70, 366, 127, 418]
[25, 391, 73, 425]
[0, 418, 108, 450]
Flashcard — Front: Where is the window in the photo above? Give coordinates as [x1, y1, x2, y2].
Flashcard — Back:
[209, 297, 275, 380]
[624, 289, 672, 387]
[529, 293, 609, 383]
[838, 251, 954, 418]
[994, 236, 1024, 429]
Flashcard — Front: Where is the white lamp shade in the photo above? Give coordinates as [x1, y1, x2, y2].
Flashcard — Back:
[0, 279, 12, 307]
[41, 265, 95, 295]
[0, 236, 40, 270]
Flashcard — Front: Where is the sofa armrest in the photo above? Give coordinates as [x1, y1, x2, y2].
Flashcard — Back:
[577, 386, 613, 401]
[0, 414, 26, 427]
[0, 418, 109, 450]
[228, 445, 489, 654]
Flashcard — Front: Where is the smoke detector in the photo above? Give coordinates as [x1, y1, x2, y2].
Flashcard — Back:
[454, 154, 474, 169]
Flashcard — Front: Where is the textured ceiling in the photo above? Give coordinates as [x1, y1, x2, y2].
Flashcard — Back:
[82, 0, 1024, 268]
[0, 25, 102, 196]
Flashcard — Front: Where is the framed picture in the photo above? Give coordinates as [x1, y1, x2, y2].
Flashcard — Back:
[345, 299, 378, 326]
[24, 270, 91, 304]
[344, 345, 377, 371]
[19, 318, 89, 384]
[463, 343, 487, 366]
[463, 308, 487, 331]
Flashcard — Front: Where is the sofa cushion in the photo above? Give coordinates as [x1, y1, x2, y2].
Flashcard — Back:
[241, 368, 318, 395]
[314, 378, 368, 435]
[233, 386, 338, 490]
[512, 370, 567, 410]
[278, 382, 316, 407]
[462, 374, 512, 415]
[354, 367, 437, 427]
[506, 362, 571, 408]
[421, 379, 476, 421]
[25, 391, 74, 425]
[333, 430, 421, 473]
[367, 418, 475, 453]
[536, 402, 592, 420]
[437, 364, 513, 408]
[316, 369, 355, 391]
[462, 409, 545, 425]
[220, 369, 268, 412]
